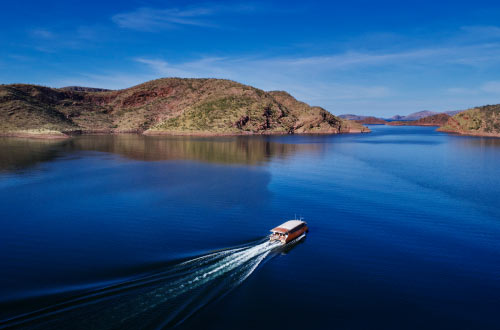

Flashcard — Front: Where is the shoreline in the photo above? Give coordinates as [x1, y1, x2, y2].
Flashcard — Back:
[386, 123, 441, 127]
[5, 126, 500, 139]
[1, 128, 371, 140]
[0, 132, 69, 140]
[436, 128, 500, 138]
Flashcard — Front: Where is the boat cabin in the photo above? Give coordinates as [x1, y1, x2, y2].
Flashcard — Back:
[270, 220, 308, 244]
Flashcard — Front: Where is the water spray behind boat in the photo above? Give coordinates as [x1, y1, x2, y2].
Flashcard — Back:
[1, 223, 307, 329]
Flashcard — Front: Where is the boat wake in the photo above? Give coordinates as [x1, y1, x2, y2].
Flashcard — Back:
[0, 238, 291, 329]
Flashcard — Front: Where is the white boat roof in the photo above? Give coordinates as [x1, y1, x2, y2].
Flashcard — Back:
[273, 220, 305, 231]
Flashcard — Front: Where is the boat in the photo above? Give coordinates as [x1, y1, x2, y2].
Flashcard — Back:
[270, 220, 309, 244]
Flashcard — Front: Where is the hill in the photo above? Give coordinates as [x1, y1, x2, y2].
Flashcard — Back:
[438, 104, 500, 137]
[445, 110, 464, 116]
[355, 116, 387, 125]
[60, 86, 112, 92]
[388, 113, 451, 126]
[339, 114, 367, 121]
[390, 110, 438, 121]
[339, 114, 387, 124]
[0, 78, 369, 138]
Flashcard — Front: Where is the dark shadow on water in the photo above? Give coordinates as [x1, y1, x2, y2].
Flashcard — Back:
[0, 138, 65, 173]
[0, 135, 321, 173]
[278, 235, 306, 255]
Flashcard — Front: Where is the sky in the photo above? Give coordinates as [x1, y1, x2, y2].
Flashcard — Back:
[1, 0, 500, 117]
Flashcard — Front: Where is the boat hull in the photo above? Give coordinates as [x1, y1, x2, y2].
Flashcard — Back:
[284, 226, 308, 243]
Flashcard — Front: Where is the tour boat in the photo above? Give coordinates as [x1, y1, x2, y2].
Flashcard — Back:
[270, 220, 309, 244]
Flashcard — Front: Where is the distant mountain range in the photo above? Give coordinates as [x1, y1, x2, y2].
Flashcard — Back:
[391, 110, 464, 121]
[388, 113, 451, 126]
[338, 114, 369, 121]
[340, 109, 465, 122]
[339, 106, 500, 137]
[338, 116, 388, 125]
[391, 110, 438, 121]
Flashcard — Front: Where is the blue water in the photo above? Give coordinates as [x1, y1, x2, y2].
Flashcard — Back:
[0, 126, 499, 329]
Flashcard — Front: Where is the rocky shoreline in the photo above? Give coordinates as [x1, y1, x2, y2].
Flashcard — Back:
[1, 127, 371, 140]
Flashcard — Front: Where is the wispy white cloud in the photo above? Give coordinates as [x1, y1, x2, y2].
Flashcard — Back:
[27, 24, 109, 53]
[480, 81, 500, 94]
[30, 28, 55, 39]
[133, 39, 500, 83]
[134, 40, 500, 82]
[112, 7, 213, 30]
[446, 81, 500, 96]
[48, 25, 500, 116]
[134, 57, 232, 77]
[445, 87, 476, 95]
[133, 55, 395, 108]
[129, 41, 500, 115]
[112, 4, 256, 31]
[459, 25, 500, 40]
[53, 70, 161, 90]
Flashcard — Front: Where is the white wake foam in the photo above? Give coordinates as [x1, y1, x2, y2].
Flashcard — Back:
[1, 239, 284, 329]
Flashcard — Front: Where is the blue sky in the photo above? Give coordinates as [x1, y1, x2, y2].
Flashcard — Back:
[1, 0, 500, 116]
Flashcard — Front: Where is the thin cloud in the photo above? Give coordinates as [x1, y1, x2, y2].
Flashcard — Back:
[112, 4, 256, 31]
[459, 25, 500, 40]
[49, 25, 500, 116]
[27, 24, 109, 53]
[445, 87, 477, 95]
[30, 28, 55, 39]
[134, 41, 500, 80]
[133, 55, 394, 104]
[54, 72, 157, 90]
[447, 81, 500, 96]
[481, 81, 500, 94]
[130, 41, 500, 115]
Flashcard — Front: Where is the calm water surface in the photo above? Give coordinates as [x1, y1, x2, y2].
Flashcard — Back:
[0, 126, 499, 329]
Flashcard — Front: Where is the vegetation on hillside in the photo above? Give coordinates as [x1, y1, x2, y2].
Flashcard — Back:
[438, 105, 500, 136]
[388, 113, 451, 126]
[0, 78, 369, 137]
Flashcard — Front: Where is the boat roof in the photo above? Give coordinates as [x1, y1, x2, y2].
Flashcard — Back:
[270, 220, 306, 233]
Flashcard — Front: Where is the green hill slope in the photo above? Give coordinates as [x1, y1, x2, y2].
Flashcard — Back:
[0, 78, 369, 138]
[438, 105, 500, 137]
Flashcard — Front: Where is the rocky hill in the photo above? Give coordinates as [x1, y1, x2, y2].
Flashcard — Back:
[388, 113, 451, 126]
[60, 86, 112, 92]
[355, 116, 387, 125]
[339, 114, 388, 124]
[0, 78, 369, 138]
[438, 104, 500, 137]
[339, 114, 366, 121]
[391, 110, 438, 121]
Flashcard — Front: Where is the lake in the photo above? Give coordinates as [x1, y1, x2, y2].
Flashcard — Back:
[1, 125, 499, 329]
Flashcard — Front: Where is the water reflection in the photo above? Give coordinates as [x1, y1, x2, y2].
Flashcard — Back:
[0, 135, 320, 172]
[450, 135, 500, 148]
[0, 138, 65, 173]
